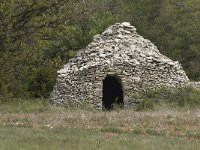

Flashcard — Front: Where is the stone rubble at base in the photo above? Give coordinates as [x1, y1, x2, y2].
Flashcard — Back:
[190, 82, 200, 89]
[49, 22, 191, 108]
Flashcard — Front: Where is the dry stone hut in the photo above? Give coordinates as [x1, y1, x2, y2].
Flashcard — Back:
[50, 22, 189, 110]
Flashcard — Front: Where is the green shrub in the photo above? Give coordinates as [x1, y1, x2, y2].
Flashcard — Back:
[172, 87, 200, 107]
[27, 59, 60, 98]
[137, 86, 200, 110]
[137, 98, 155, 111]
[0, 79, 11, 103]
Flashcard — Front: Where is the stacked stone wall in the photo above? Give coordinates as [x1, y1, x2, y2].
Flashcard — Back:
[50, 22, 189, 108]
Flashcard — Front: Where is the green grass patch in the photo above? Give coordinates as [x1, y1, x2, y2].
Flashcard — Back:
[101, 126, 124, 134]
[146, 129, 166, 136]
[137, 86, 200, 110]
[0, 99, 200, 149]
[0, 127, 200, 150]
[0, 98, 50, 113]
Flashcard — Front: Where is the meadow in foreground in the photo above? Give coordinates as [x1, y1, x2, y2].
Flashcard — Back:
[0, 98, 200, 150]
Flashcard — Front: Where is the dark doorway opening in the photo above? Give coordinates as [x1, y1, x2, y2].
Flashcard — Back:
[102, 75, 124, 110]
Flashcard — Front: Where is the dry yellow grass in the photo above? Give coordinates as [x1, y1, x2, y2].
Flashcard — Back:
[1, 106, 200, 140]
[1, 100, 200, 149]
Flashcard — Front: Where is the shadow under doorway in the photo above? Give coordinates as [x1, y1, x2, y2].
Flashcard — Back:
[102, 74, 124, 111]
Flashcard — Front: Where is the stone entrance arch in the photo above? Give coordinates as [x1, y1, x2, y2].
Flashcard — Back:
[102, 74, 124, 110]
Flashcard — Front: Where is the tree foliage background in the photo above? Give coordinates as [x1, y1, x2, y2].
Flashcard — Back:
[0, 0, 200, 101]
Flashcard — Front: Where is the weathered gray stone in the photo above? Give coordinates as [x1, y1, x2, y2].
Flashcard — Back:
[49, 22, 190, 109]
[190, 82, 200, 89]
[122, 22, 131, 26]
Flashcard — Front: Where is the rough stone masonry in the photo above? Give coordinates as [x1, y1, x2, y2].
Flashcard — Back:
[49, 22, 190, 109]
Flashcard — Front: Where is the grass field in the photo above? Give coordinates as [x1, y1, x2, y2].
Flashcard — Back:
[0, 99, 200, 149]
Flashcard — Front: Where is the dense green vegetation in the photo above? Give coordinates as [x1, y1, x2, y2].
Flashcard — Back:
[137, 87, 200, 110]
[0, 0, 200, 100]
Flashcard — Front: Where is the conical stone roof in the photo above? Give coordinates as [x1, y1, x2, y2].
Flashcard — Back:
[50, 22, 189, 108]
